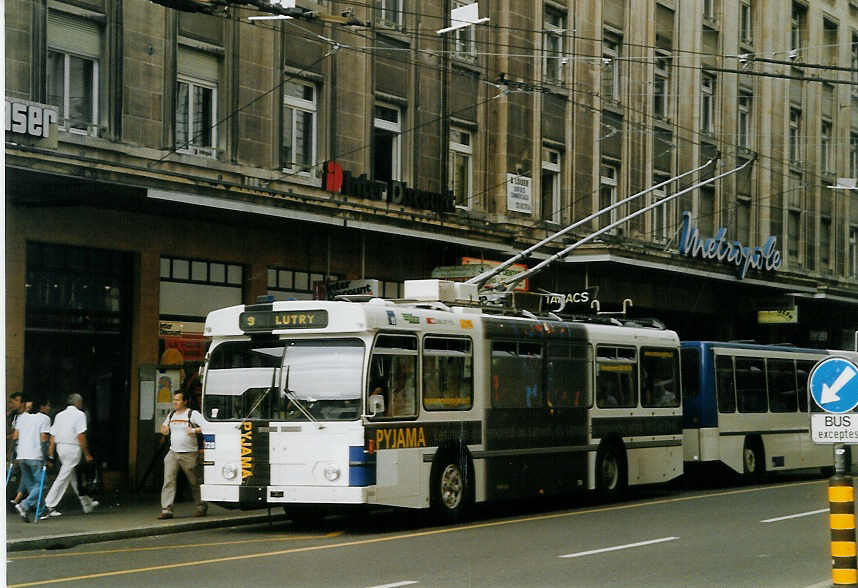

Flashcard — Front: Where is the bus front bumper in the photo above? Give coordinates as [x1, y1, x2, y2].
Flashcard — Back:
[202, 483, 370, 509]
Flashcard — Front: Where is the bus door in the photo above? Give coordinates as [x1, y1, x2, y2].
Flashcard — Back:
[365, 333, 425, 508]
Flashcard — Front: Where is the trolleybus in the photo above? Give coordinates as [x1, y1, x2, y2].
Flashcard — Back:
[681, 340, 858, 479]
[199, 280, 683, 520]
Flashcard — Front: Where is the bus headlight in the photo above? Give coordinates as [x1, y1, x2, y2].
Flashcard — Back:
[222, 463, 238, 480]
[323, 464, 341, 482]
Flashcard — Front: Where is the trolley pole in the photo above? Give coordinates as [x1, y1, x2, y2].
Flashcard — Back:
[830, 444, 857, 586]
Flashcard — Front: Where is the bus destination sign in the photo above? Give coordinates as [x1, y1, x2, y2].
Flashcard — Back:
[239, 310, 328, 332]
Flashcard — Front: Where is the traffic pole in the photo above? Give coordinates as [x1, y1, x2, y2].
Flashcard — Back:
[831, 444, 857, 586]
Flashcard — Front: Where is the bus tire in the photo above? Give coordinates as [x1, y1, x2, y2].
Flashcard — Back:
[430, 450, 472, 524]
[742, 437, 765, 482]
[596, 442, 627, 501]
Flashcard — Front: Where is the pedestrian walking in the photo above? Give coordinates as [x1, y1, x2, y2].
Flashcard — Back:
[12, 398, 51, 522]
[158, 391, 207, 519]
[41, 394, 99, 518]
[6, 392, 27, 509]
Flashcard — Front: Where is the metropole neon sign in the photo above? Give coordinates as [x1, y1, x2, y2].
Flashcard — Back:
[677, 211, 782, 280]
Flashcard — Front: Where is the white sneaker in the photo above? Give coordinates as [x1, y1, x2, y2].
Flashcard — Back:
[40, 508, 61, 519]
[81, 497, 99, 514]
[15, 502, 28, 521]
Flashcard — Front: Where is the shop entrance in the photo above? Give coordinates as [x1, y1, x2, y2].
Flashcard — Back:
[23, 242, 132, 474]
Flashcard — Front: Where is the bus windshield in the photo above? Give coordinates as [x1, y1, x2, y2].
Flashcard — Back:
[203, 338, 365, 421]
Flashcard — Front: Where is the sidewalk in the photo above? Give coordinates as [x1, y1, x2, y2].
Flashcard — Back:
[5, 493, 286, 552]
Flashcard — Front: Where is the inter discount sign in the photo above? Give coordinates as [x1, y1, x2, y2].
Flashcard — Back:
[809, 356, 858, 444]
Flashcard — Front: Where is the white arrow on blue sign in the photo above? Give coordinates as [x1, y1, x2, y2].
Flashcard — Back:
[809, 356, 858, 414]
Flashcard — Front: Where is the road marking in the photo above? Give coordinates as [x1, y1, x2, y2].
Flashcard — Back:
[7, 479, 825, 587]
[7, 532, 344, 561]
[367, 582, 418, 588]
[761, 508, 829, 523]
[559, 537, 678, 559]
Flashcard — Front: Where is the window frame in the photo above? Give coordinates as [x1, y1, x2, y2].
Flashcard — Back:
[739, 1, 753, 45]
[602, 34, 621, 103]
[176, 75, 218, 158]
[850, 225, 858, 278]
[651, 173, 671, 243]
[543, 6, 566, 84]
[47, 49, 99, 136]
[821, 119, 833, 173]
[737, 89, 752, 149]
[451, 0, 477, 60]
[850, 132, 858, 178]
[541, 147, 561, 223]
[599, 161, 619, 230]
[281, 80, 318, 174]
[450, 127, 473, 209]
[653, 49, 671, 120]
[372, 102, 402, 183]
[701, 73, 715, 134]
[789, 108, 802, 163]
[378, 0, 404, 27]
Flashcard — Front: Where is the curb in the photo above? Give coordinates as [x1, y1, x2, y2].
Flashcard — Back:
[7, 512, 289, 552]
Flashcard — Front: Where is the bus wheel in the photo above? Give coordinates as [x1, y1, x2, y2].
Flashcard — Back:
[596, 443, 627, 501]
[431, 454, 471, 523]
[742, 438, 764, 482]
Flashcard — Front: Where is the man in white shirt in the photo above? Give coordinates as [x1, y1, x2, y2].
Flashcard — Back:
[42, 394, 98, 518]
[12, 399, 51, 521]
[158, 391, 207, 519]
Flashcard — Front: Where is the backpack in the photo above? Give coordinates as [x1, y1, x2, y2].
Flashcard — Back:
[166, 409, 204, 450]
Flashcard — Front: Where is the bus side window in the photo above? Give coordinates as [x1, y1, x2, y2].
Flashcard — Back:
[546, 342, 591, 409]
[640, 348, 679, 408]
[736, 356, 766, 413]
[797, 360, 815, 412]
[368, 334, 418, 419]
[767, 358, 797, 413]
[715, 355, 736, 413]
[596, 346, 637, 408]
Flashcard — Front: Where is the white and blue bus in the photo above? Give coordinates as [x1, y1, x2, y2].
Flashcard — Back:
[199, 281, 683, 521]
[681, 341, 858, 478]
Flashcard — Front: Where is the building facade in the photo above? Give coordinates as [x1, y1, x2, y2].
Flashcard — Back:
[6, 0, 858, 487]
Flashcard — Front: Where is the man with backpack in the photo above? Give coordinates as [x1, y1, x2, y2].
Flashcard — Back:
[158, 391, 207, 519]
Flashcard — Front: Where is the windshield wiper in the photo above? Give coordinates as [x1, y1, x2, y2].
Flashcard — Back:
[242, 364, 278, 419]
[282, 365, 321, 427]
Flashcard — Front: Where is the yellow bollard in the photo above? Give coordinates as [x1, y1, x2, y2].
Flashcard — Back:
[830, 476, 858, 586]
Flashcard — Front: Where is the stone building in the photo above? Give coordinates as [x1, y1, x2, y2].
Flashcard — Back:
[6, 0, 858, 486]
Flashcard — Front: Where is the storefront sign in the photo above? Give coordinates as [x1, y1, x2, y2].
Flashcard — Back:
[506, 173, 532, 214]
[322, 160, 455, 213]
[239, 310, 328, 331]
[431, 257, 530, 291]
[677, 211, 782, 280]
[544, 287, 599, 312]
[314, 279, 380, 300]
[5, 97, 58, 138]
[757, 308, 798, 324]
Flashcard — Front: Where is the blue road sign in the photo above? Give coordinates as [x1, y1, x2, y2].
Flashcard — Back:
[809, 356, 858, 414]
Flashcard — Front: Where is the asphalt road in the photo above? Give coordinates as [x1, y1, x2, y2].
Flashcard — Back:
[6, 474, 837, 588]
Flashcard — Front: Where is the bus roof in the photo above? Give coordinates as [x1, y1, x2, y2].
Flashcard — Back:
[680, 340, 828, 355]
[204, 298, 679, 346]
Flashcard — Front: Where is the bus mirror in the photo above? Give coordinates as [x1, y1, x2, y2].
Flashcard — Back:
[369, 393, 385, 416]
